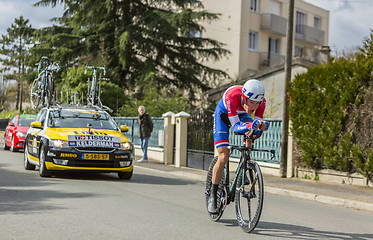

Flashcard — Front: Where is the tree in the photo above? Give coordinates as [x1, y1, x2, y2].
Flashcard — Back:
[33, 0, 229, 102]
[117, 81, 190, 117]
[0, 16, 34, 111]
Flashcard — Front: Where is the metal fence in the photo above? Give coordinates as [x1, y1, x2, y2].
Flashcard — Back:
[229, 119, 282, 164]
[114, 117, 164, 147]
[114, 115, 282, 165]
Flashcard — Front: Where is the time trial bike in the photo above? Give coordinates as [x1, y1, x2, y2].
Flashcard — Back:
[30, 57, 60, 109]
[205, 129, 275, 233]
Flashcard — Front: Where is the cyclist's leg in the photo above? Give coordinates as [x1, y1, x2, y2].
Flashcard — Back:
[208, 106, 230, 213]
[208, 146, 229, 214]
[212, 146, 229, 184]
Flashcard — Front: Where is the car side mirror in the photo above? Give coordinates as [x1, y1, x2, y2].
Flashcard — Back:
[8, 122, 14, 127]
[120, 125, 129, 132]
[30, 121, 42, 129]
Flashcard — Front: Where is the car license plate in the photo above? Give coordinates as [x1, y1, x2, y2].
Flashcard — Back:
[82, 153, 109, 160]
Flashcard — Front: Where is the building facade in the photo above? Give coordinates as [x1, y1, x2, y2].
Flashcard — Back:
[201, 0, 329, 85]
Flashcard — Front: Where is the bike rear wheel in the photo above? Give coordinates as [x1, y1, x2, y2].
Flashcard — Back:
[46, 74, 54, 107]
[30, 79, 41, 109]
[235, 160, 264, 233]
[205, 156, 227, 222]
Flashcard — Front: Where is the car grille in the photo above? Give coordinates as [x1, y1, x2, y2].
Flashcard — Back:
[67, 160, 120, 168]
[74, 147, 115, 152]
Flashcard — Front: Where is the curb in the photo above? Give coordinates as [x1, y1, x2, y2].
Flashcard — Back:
[265, 186, 373, 213]
[135, 165, 373, 213]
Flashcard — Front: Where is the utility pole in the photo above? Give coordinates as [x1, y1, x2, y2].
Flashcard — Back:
[280, 0, 295, 178]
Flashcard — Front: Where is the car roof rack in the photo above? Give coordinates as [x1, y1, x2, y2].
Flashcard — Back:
[47, 102, 113, 113]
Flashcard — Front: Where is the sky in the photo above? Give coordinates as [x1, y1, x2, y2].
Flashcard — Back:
[0, 0, 372, 54]
[303, 0, 373, 53]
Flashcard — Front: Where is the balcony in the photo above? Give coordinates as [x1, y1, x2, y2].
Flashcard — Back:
[295, 24, 325, 45]
[261, 13, 287, 36]
[259, 52, 285, 68]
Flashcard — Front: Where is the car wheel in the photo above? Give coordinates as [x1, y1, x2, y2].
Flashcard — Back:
[10, 136, 18, 152]
[118, 171, 133, 180]
[39, 147, 51, 177]
[24, 144, 36, 170]
[3, 135, 9, 150]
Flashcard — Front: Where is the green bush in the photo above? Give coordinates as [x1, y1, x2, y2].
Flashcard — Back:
[289, 30, 373, 182]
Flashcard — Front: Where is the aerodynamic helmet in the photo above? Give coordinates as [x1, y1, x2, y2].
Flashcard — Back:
[242, 79, 265, 105]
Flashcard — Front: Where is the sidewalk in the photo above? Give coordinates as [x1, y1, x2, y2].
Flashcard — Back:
[134, 160, 373, 213]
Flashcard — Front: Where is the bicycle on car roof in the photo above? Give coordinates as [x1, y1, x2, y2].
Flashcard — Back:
[85, 65, 106, 107]
[30, 56, 60, 109]
[205, 128, 275, 233]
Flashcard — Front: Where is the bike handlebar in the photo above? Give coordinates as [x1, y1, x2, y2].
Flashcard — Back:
[35, 57, 60, 73]
[85, 65, 106, 75]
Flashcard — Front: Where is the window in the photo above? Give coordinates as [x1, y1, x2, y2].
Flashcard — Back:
[294, 45, 304, 57]
[36, 109, 47, 126]
[250, 0, 259, 12]
[314, 16, 321, 29]
[249, 32, 259, 51]
[296, 11, 306, 34]
[10, 116, 17, 124]
[269, 37, 280, 53]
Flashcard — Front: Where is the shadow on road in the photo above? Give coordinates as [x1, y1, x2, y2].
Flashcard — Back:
[213, 219, 373, 239]
[252, 221, 373, 240]
[131, 173, 198, 186]
[0, 163, 97, 215]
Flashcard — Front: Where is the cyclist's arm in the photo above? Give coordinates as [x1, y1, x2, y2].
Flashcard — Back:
[230, 114, 255, 135]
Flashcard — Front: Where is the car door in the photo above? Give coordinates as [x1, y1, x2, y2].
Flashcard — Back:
[5, 116, 18, 146]
[27, 109, 47, 160]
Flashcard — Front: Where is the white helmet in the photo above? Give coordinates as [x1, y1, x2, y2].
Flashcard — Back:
[242, 79, 265, 104]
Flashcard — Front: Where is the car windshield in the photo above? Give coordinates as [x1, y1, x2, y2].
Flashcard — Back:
[48, 109, 118, 130]
[18, 117, 35, 127]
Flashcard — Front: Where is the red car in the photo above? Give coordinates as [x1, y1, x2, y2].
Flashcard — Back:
[3, 114, 36, 152]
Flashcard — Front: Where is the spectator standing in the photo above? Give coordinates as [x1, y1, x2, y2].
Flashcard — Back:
[137, 106, 153, 163]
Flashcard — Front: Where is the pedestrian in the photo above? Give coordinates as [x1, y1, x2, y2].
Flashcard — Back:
[137, 106, 153, 163]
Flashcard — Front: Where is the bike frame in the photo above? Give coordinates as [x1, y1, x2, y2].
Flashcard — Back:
[222, 137, 274, 206]
[85, 66, 106, 107]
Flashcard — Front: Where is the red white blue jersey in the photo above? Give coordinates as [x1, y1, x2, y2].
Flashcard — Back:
[221, 86, 265, 127]
[213, 86, 266, 148]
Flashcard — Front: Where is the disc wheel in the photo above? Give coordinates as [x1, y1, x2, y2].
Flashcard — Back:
[235, 161, 264, 233]
[30, 79, 41, 109]
[205, 156, 227, 222]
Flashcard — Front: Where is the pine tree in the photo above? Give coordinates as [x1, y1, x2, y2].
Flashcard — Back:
[0, 16, 34, 111]
[33, 0, 229, 101]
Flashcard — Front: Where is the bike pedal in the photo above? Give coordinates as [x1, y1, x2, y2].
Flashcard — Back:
[205, 189, 210, 196]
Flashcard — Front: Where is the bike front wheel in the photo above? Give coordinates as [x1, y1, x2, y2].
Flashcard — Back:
[30, 79, 41, 109]
[235, 160, 264, 233]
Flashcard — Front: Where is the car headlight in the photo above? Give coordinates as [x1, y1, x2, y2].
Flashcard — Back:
[50, 139, 69, 148]
[119, 142, 133, 151]
[16, 132, 27, 138]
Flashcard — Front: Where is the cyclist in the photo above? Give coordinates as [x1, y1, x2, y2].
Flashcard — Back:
[208, 79, 269, 214]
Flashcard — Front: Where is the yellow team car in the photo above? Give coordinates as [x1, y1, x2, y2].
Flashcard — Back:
[24, 106, 134, 180]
